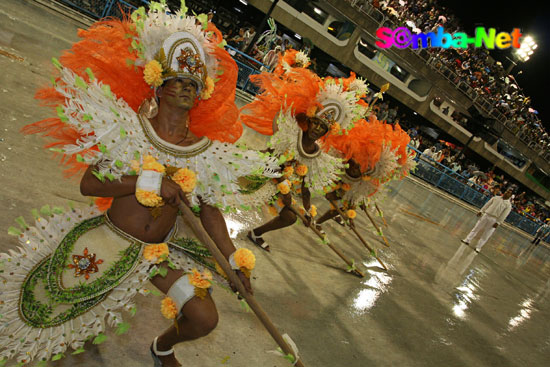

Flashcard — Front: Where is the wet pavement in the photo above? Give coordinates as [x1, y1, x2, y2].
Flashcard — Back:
[1, 1, 550, 366]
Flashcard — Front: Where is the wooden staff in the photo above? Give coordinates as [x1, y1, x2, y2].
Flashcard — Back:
[287, 205, 366, 278]
[178, 203, 305, 367]
[329, 199, 389, 271]
[374, 202, 388, 227]
[362, 205, 390, 248]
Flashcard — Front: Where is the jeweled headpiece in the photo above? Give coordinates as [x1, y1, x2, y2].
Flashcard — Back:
[156, 32, 207, 91]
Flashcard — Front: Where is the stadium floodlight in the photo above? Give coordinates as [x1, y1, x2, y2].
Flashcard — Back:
[516, 35, 537, 62]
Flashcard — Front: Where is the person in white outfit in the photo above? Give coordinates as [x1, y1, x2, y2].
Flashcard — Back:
[461, 188, 513, 252]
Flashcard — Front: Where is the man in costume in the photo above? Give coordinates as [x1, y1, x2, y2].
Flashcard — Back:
[239, 57, 367, 251]
[1, 3, 280, 366]
[315, 117, 415, 230]
[461, 188, 514, 253]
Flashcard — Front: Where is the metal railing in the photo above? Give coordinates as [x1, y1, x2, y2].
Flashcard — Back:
[224, 45, 271, 95]
[55, 0, 149, 18]
[409, 146, 544, 235]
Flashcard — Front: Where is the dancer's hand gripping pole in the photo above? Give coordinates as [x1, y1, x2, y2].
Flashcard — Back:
[178, 203, 305, 367]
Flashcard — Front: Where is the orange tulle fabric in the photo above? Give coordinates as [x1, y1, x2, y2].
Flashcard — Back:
[272, 49, 309, 76]
[323, 119, 381, 172]
[239, 68, 322, 135]
[22, 17, 240, 177]
[323, 116, 412, 172]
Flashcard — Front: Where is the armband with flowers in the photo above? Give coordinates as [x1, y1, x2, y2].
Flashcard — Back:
[228, 248, 256, 278]
[135, 155, 165, 207]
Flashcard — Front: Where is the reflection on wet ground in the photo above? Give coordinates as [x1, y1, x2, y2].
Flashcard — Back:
[223, 176, 550, 366]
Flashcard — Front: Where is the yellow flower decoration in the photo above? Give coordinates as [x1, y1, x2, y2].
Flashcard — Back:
[283, 166, 294, 178]
[233, 248, 255, 278]
[188, 268, 213, 289]
[136, 189, 163, 207]
[143, 243, 170, 264]
[330, 122, 341, 135]
[310, 204, 317, 217]
[347, 209, 357, 219]
[142, 155, 165, 173]
[200, 76, 215, 100]
[144, 60, 163, 87]
[362, 175, 372, 181]
[277, 180, 291, 195]
[295, 164, 308, 176]
[172, 168, 197, 193]
[188, 268, 213, 299]
[160, 297, 178, 319]
[276, 197, 284, 208]
[342, 183, 351, 191]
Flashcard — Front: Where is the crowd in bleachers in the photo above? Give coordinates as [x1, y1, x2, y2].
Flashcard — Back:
[403, 123, 549, 223]
[347, 0, 549, 154]
[204, 0, 550, 224]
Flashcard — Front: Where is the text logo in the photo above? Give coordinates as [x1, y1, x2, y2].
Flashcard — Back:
[376, 27, 522, 50]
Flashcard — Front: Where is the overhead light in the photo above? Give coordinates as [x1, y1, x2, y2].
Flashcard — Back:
[233, 7, 242, 13]
[239, 0, 248, 5]
[314, 7, 322, 15]
[528, 50, 533, 55]
[328, 26, 335, 31]
[533, 44, 538, 49]
[395, 65, 402, 72]
[413, 112, 418, 115]
[294, 33, 302, 40]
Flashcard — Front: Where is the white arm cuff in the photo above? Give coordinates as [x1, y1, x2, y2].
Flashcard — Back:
[136, 170, 163, 195]
[228, 252, 239, 270]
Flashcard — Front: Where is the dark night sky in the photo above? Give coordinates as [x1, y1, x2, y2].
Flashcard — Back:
[443, 0, 550, 130]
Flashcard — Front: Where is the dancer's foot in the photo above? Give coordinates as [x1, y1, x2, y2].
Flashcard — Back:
[460, 239, 470, 246]
[247, 230, 270, 252]
[151, 337, 181, 367]
[315, 224, 326, 237]
[333, 215, 345, 226]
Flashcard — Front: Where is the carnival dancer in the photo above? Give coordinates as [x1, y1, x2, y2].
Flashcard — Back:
[1, 3, 281, 366]
[461, 188, 514, 253]
[316, 117, 415, 231]
[240, 65, 367, 251]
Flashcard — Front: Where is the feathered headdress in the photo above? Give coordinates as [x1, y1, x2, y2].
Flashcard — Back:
[22, 1, 241, 176]
[240, 67, 366, 136]
[273, 49, 311, 76]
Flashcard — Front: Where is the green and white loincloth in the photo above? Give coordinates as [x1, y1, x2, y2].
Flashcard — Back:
[0, 206, 220, 364]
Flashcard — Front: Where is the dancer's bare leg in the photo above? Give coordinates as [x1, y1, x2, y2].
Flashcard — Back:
[150, 265, 219, 367]
[316, 209, 338, 225]
[248, 206, 297, 250]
